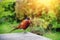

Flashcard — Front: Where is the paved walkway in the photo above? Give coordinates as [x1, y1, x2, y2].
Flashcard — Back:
[0, 32, 51, 40]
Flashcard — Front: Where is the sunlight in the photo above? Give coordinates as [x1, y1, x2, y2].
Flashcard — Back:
[36, 0, 51, 6]
[19, 0, 59, 11]
[34, 0, 59, 9]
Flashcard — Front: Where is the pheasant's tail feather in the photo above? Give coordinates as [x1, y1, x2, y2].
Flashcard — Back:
[9, 28, 18, 33]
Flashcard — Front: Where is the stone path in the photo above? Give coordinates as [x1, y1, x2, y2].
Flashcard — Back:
[0, 32, 51, 40]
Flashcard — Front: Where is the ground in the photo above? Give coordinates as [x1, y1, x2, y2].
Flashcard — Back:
[0, 32, 50, 40]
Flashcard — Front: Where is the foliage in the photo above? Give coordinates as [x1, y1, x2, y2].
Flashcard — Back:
[0, 0, 60, 35]
[0, 0, 16, 24]
[0, 0, 15, 18]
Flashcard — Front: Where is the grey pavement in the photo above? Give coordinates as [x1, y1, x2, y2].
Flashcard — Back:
[0, 32, 51, 40]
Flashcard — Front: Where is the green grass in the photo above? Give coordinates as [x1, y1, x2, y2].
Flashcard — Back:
[43, 32, 60, 40]
[0, 21, 17, 34]
[0, 21, 31, 34]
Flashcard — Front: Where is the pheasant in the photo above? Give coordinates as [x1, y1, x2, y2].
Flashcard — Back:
[9, 17, 31, 33]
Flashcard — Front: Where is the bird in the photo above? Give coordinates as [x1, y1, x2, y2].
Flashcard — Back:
[9, 17, 31, 33]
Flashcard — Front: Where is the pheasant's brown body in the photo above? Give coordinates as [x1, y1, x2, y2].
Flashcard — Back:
[17, 19, 31, 30]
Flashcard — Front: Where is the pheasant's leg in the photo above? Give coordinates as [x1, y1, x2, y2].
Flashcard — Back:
[23, 29, 27, 33]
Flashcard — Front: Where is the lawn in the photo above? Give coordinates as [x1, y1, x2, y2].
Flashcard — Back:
[43, 32, 60, 40]
[0, 21, 31, 34]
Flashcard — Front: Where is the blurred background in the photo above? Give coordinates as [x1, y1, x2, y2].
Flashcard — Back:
[0, 0, 60, 40]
